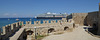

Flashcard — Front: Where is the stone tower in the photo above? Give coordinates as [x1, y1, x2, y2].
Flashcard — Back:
[98, 3, 100, 35]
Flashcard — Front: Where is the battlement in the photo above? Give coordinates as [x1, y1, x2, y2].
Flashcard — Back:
[43, 20, 49, 24]
[0, 21, 23, 40]
[0, 18, 74, 40]
[25, 18, 73, 26]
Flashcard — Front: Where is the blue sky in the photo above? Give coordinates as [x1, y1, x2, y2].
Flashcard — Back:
[0, 0, 99, 18]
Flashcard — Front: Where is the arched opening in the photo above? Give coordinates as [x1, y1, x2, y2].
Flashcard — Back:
[73, 23, 75, 28]
[28, 22, 29, 24]
[48, 28, 54, 33]
[26, 30, 33, 35]
[64, 27, 69, 30]
[88, 23, 98, 35]
[92, 23, 98, 33]
[93, 24, 98, 30]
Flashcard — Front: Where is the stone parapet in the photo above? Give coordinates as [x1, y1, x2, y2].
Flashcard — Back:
[0, 21, 23, 40]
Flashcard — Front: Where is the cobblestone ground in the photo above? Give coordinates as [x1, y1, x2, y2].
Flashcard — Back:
[42, 26, 100, 40]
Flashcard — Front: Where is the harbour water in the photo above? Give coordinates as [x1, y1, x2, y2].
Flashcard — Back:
[0, 18, 61, 28]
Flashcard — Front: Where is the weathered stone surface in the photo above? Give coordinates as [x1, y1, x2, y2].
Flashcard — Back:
[9, 18, 74, 40]
[72, 11, 99, 26]
[98, 3, 100, 35]
[72, 13, 88, 25]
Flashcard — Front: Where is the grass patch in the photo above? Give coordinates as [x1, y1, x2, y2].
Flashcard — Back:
[54, 32, 64, 35]
[37, 35, 45, 39]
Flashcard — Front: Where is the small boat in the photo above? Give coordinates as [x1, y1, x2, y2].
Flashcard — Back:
[8, 19, 10, 20]
[16, 19, 19, 21]
[35, 16, 37, 18]
[30, 19, 32, 20]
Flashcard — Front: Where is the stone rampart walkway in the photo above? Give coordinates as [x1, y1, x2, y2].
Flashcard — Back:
[42, 26, 100, 40]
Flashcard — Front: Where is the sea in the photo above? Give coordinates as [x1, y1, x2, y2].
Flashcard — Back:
[0, 18, 61, 29]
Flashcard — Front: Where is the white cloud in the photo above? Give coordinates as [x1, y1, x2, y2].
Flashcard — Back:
[3, 13, 18, 17]
[4, 13, 10, 16]
[13, 13, 17, 16]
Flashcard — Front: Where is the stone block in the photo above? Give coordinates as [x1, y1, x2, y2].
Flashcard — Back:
[26, 21, 28, 24]
[16, 22, 18, 27]
[2, 26, 6, 34]
[11, 24, 14, 30]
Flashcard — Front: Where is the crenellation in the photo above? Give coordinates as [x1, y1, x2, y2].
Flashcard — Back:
[0, 21, 24, 40]
[8, 24, 11, 32]
[2, 26, 6, 35]
[11, 24, 14, 30]
[5, 25, 10, 33]
[43, 20, 49, 24]
[62, 18, 67, 23]
[29, 21, 31, 24]
[18, 22, 20, 27]
[34, 21, 41, 25]
[16, 22, 18, 27]
[46, 20, 49, 23]
[0, 19, 74, 40]
[51, 20, 56, 23]
[34, 21, 36, 25]
[38, 21, 41, 24]
[28, 21, 30, 24]
[57, 20, 62, 25]
[13, 23, 16, 29]
[26, 21, 28, 25]
[21, 21, 24, 26]
[57, 20, 61, 23]
[43, 20, 47, 24]
[27, 21, 29, 24]
[19, 21, 21, 25]
[68, 19, 72, 23]
[26, 21, 31, 25]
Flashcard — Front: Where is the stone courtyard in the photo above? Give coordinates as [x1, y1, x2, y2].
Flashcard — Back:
[42, 26, 100, 40]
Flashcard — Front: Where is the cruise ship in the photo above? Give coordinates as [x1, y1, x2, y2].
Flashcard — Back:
[36, 12, 68, 19]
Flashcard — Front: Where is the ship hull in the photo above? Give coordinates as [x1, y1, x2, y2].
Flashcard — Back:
[37, 17, 65, 19]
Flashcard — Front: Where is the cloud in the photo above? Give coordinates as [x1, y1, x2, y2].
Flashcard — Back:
[3, 13, 18, 17]
[13, 13, 17, 16]
[4, 13, 10, 16]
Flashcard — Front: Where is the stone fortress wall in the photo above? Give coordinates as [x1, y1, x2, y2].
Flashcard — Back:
[24, 18, 74, 35]
[85, 11, 99, 26]
[72, 11, 99, 26]
[98, 3, 100, 35]
[0, 18, 75, 40]
[72, 13, 88, 25]
[0, 21, 24, 40]
[72, 11, 99, 35]
[1, 3, 100, 40]
[71, 4, 100, 35]
[23, 18, 74, 40]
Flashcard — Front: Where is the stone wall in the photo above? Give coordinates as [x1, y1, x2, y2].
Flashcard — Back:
[25, 18, 73, 29]
[0, 21, 24, 40]
[1, 18, 75, 40]
[98, 3, 100, 35]
[72, 13, 88, 25]
[25, 18, 74, 31]
[72, 11, 99, 26]
[71, 3, 100, 35]
[84, 11, 99, 26]
[24, 18, 74, 39]
[17, 30, 26, 40]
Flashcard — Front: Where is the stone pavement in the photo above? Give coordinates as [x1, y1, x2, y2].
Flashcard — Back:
[42, 26, 100, 40]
